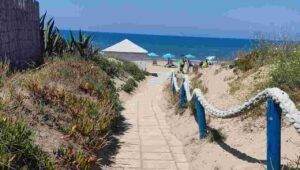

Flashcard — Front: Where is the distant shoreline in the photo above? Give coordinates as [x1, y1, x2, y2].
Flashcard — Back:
[63, 29, 258, 41]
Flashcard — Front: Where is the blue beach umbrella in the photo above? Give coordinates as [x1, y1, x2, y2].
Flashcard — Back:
[185, 54, 196, 59]
[147, 52, 159, 58]
[162, 53, 175, 59]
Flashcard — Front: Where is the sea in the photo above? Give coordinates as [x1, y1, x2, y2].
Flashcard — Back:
[61, 30, 257, 60]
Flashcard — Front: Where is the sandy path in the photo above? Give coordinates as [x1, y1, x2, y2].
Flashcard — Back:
[105, 68, 190, 169]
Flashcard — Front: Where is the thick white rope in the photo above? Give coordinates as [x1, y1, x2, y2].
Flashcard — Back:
[171, 72, 300, 132]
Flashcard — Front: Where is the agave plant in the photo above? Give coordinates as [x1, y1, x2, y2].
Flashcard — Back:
[40, 12, 67, 57]
[40, 13, 46, 55]
[53, 29, 67, 57]
[70, 30, 99, 60]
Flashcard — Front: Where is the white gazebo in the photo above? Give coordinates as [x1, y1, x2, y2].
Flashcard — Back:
[102, 39, 148, 70]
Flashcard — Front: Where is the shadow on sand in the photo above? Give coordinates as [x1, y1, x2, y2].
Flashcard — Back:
[216, 140, 267, 165]
[192, 112, 267, 165]
[96, 115, 133, 169]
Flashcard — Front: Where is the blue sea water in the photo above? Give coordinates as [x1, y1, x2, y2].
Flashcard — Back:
[61, 30, 257, 60]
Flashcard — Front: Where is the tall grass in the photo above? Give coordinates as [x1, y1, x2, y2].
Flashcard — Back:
[269, 46, 300, 107]
[122, 78, 138, 93]
[122, 60, 146, 82]
[234, 37, 300, 107]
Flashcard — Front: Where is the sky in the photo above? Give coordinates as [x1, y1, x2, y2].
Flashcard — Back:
[39, 0, 300, 39]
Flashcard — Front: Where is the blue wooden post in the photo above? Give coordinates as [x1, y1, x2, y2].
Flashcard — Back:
[180, 80, 186, 109]
[267, 98, 281, 170]
[194, 96, 207, 139]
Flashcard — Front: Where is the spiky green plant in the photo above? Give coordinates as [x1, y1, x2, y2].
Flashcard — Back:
[40, 13, 67, 57]
[70, 30, 99, 60]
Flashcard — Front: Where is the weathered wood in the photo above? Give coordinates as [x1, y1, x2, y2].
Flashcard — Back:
[0, 0, 41, 69]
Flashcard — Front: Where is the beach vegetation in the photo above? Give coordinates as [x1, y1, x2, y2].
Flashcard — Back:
[190, 73, 208, 94]
[40, 13, 66, 57]
[3, 11, 144, 169]
[40, 13, 99, 61]
[234, 38, 281, 72]
[121, 78, 138, 93]
[69, 30, 99, 60]
[164, 78, 181, 114]
[189, 73, 208, 116]
[0, 55, 140, 169]
[92, 57, 125, 78]
[0, 117, 54, 169]
[233, 37, 300, 109]
[122, 60, 146, 82]
[284, 155, 300, 170]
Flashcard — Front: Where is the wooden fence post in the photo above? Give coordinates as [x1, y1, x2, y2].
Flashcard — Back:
[194, 96, 207, 139]
[180, 79, 186, 109]
[267, 98, 281, 170]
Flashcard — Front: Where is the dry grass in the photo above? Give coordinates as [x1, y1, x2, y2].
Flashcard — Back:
[191, 73, 208, 94]
[234, 39, 300, 109]
[0, 57, 124, 169]
[284, 155, 300, 170]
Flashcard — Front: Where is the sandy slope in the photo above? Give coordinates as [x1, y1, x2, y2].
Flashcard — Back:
[161, 65, 300, 170]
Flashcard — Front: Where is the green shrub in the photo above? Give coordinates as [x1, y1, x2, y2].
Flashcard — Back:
[269, 49, 300, 106]
[92, 57, 124, 77]
[122, 60, 146, 81]
[234, 38, 284, 72]
[0, 118, 53, 169]
[234, 37, 300, 106]
[122, 78, 138, 93]
[270, 50, 300, 90]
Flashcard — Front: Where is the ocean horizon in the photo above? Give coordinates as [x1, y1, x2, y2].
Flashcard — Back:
[61, 30, 258, 60]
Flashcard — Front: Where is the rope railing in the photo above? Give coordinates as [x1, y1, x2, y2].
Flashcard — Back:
[170, 71, 300, 170]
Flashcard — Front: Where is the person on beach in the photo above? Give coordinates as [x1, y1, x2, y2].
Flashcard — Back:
[199, 61, 204, 68]
[187, 59, 193, 73]
[178, 58, 182, 73]
[179, 55, 185, 73]
[203, 59, 208, 68]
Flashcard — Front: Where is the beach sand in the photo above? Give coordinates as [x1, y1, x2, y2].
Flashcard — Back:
[160, 64, 300, 170]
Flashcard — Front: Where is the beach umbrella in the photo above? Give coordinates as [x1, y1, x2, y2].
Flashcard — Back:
[206, 56, 216, 61]
[185, 54, 196, 59]
[147, 52, 159, 58]
[162, 53, 175, 59]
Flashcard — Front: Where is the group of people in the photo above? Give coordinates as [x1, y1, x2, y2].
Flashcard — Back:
[177, 54, 209, 74]
[178, 55, 192, 73]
